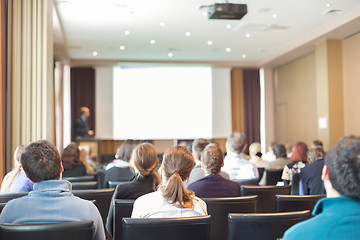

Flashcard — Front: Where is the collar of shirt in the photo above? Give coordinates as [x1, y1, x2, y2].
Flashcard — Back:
[80, 116, 86, 122]
[313, 196, 360, 217]
[30, 180, 73, 197]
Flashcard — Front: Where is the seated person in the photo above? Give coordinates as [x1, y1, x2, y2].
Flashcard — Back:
[222, 132, 258, 180]
[262, 141, 277, 162]
[61, 142, 86, 177]
[0, 140, 105, 240]
[187, 143, 240, 198]
[260, 144, 291, 185]
[299, 147, 325, 195]
[103, 140, 138, 188]
[282, 141, 308, 185]
[79, 146, 95, 175]
[1, 145, 33, 192]
[106, 143, 161, 234]
[186, 138, 229, 187]
[131, 146, 207, 218]
[283, 136, 360, 240]
[249, 142, 267, 168]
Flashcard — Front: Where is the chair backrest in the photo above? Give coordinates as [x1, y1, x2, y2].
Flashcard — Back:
[291, 173, 301, 195]
[202, 196, 257, 240]
[275, 194, 326, 213]
[241, 185, 291, 213]
[122, 216, 211, 240]
[0, 203, 6, 214]
[108, 181, 129, 189]
[258, 168, 265, 181]
[265, 169, 283, 186]
[73, 188, 114, 228]
[114, 199, 135, 240]
[104, 167, 134, 188]
[0, 221, 93, 240]
[228, 211, 311, 240]
[71, 181, 98, 190]
[0, 192, 28, 204]
[234, 178, 259, 188]
[63, 175, 97, 182]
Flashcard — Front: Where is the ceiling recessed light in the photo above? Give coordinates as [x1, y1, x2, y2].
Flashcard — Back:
[272, 14, 277, 18]
[202, 12, 207, 17]
[124, 30, 130, 35]
[160, 22, 165, 27]
[120, 45, 125, 50]
[150, 40, 156, 44]
[226, 48, 231, 52]
[92, 51, 98, 56]
[245, 33, 251, 38]
[185, 32, 191, 36]
[168, 52, 173, 57]
[242, 54, 247, 58]
[325, 3, 331, 8]
[226, 24, 232, 29]
[207, 40, 213, 45]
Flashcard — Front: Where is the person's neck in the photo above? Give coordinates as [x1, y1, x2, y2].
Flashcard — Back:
[324, 180, 341, 198]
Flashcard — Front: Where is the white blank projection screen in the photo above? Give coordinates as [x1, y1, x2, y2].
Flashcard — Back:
[111, 66, 231, 140]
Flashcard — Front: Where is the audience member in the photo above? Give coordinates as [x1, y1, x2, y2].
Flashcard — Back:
[79, 146, 95, 175]
[0, 145, 33, 192]
[262, 141, 277, 162]
[311, 140, 323, 150]
[186, 138, 229, 187]
[131, 146, 207, 218]
[285, 144, 293, 159]
[75, 106, 94, 138]
[187, 143, 240, 198]
[299, 147, 325, 195]
[260, 144, 291, 185]
[283, 136, 360, 239]
[61, 142, 86, 177]
[249, 142, 267, 168]
[282, 141, 308, 185]
[222, 132, 258, 180]
[106, 143, 161, 234]
[0, 140, 105, 240]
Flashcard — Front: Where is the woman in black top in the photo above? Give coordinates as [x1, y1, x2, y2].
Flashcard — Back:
[106, 143, 161, 235]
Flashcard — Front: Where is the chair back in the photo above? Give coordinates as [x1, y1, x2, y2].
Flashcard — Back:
[63, 175, 96, 182]
[275, 194, 326, 212]
[0, 192, 28, 204]
[241, 185, 291, 213]
[0, 203, 6, 214]
[114, 199, 135, 240]
[228, 211, 311, 240]
[108, 181, 129, 189]
[234, 178, 259, 188]
[71, 181, 98, 190]
[73, 189, 114, 228]
[202, 196, 257, 240]
[0, 221, 93, 240]
[258, 168, 265, 181]
[265, 169, 283, 185]
[122, 216, 211, 240]
[291, 173, 300, 195]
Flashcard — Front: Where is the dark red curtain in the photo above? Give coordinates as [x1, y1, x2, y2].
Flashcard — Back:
[70, 68, 95, 141]
[243, 69, 261, 152]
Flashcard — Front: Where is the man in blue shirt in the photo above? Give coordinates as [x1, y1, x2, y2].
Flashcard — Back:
[284, 136, 360, 240]
[0, 140, 105, 240]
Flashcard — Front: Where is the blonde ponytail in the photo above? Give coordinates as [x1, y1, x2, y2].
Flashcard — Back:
[0, 145, 25, 192]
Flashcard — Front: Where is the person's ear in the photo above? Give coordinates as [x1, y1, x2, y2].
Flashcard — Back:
[321, 165, 329, 181]
[221, 161, 224, 167]
[60, 162, 64, 173]
[242, 144, 247, 153]
[201, 162, 205, 169]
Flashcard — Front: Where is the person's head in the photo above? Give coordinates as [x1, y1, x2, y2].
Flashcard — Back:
[226, 132, 247, 155]
[79, 146, 94, 175]
[61, 142, 81, 170]
[308, 147, 326, 163]
[291, 141, 308, 163]
[269, 141, 278, 152]
[249, 142, 261, 158]
[80, 107, 90, 119]
[311, 140, 323, 149]
[201, 143, 224, 175]
[13, 145, 25, 169]
[115, 140, 139, 162]
[192, 138, 210, 161]
[21, 140, 62, 182]
[274, 144, 287, 159]
[285, 144, 293, 158]
[322, 136, 360, 200]
[130, 143, 161, 189]
[161, 146, 195, 208]
[1, 145, 26, 192]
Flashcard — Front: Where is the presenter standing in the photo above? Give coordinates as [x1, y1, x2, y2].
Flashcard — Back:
[75, 107, 94, 139]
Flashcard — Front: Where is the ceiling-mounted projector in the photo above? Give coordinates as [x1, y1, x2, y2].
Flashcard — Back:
[208, 3, 247, 20]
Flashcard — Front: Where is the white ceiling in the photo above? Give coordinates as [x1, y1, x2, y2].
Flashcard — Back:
[55, 0, 360, 67]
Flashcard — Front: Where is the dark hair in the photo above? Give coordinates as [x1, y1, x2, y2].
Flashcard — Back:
[162, 146, 195, 209]
[115, 140, 140, 162]
[192, 138, 210, 160]
[227, 132, 246, 154]
[312, 140, 323, 147]
[21, 140, 61, 182]
[326, 136, 360, 200]
[274, 144, 287, 158]
[291, 142, 308, 163]
[130, 143, 161, 189]
[271, 141, 278, 150]
[201, 143, 223, 175]
[61, 142, 82, 170]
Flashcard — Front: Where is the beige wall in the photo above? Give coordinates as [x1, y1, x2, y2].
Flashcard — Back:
[273, 53, 317, 147]
[342, 33, 360, 136]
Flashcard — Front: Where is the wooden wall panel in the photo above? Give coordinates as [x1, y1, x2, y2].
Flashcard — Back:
[231, 69, 245, 133]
